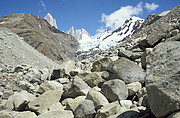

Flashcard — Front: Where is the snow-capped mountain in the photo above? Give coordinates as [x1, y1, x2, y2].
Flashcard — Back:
[67, 26, 100, 51]
[77, 16, 144, 51]
[97, 16, 144, 49]
[96, 29, 112, 40]
[67, 26, 92, 41]
[44, 13, 58, 29]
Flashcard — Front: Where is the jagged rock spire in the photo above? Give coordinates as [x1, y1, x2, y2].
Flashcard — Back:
[44, 13, 58, 29]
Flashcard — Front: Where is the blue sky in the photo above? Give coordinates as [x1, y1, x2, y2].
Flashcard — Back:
[0, 0, 179, 36]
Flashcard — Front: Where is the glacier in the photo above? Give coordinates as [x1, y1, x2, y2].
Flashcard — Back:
[68, 17, 144, 51]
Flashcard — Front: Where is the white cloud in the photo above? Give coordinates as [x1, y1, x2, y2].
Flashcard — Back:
[144, 3, 159, 12]
[100, 2, 143, 30]
[92, 26, 107, 38]
[39, 0, 46, 11]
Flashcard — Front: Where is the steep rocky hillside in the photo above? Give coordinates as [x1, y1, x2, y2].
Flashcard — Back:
[0, 13, 79, 64]
[123, 5, 180, 48]
[0, 27, 60, 70]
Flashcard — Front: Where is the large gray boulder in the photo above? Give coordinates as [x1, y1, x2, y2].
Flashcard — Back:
[101, 79, 128, 102]
[41, 102, 64, 113]
[107, 58, 145, 84]
[146, 30, 166, 46]
[37, 110, 74, 118]
[86, 88, 109, 110]
[127, 82, 142, 96]
[120, 100, 133, 109]
[5, 91, 35, 111]
[63, 96, 86, 111]
[38, 81, 63, 93]
[0, 110, 37, 118]
[91, 57, 112, 72]
[146, 41, 180, 118]
[74, 99, 96, 118]
[28, 90, 63, 114]
[95, 101, 121, 118]
[138, 22, 173, 47]
[63, 76, 91, 98]
[118, 49, 143, 61]
[83, 72, 105, 88]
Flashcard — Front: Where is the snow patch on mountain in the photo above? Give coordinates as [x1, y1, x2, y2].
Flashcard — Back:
[97, 16, 144, 49]
[44, 13, 58, 29]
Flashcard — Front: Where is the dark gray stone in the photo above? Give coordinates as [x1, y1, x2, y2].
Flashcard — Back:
[83, 72, 105, 88]
[146, 32, 166, 47]
[146, 41, 180, 118]
[118, 49, 143, 60]
[91, 57, 112, 72]
[63, 76, 91, 98]
[116, 110, 140, 118]
[50, 69, 65, 80]
[101, 79, 128, 102]
[74, 99, 96, 118]
[171, 29, 179, 36]
[107, 57, 145, 84]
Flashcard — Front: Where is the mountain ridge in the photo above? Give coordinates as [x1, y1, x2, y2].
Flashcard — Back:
[73, 16, 144, 51]
[0, 13, 79, 64]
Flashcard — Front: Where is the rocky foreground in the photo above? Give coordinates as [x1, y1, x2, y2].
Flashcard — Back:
[0, 5, 180, 118]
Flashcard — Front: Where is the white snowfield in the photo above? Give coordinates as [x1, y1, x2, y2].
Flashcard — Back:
[68, 17, 144, 51]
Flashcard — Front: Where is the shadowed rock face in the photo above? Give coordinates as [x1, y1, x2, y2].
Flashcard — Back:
[0, 13, 79, 64]
[146, 42, 180, 118]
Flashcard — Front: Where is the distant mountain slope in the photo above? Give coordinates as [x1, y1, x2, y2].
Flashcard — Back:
[75, 17, 144, 51]
[97, 17, 144, 49]
[0, 13, 79, 64]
